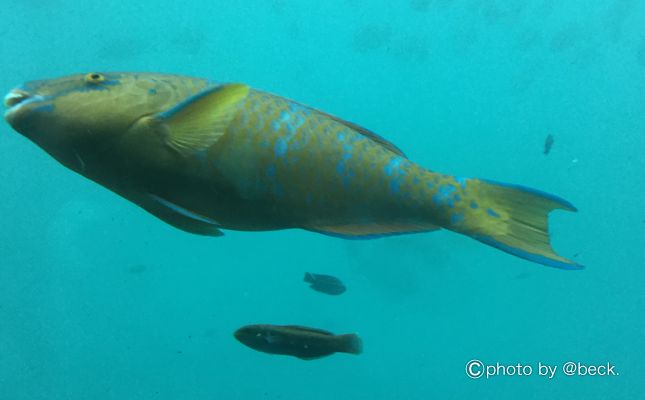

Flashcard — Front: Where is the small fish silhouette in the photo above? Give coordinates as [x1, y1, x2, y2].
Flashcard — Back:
[304, 272, 346, 295]
[234, 324, 361, 359]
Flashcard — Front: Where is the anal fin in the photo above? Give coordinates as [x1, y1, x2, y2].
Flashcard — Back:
[305, 222, 440, 239]
[296, 355, 329, 360]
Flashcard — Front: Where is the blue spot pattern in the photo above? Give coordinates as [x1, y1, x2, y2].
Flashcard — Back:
[383, 156, 410, 195]
[389, 180, 400, 194]
[450, 212, 465, 226]
[336, 141, 354, 186]
[454, 176, 469, 189]
[274, 139, 288, 157]
[271, 101, 307, 158]
[432, 184, 456, 208]
[384, 156, 404, 177]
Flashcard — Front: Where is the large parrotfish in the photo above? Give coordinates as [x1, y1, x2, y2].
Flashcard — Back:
[3, 72, 582, 269]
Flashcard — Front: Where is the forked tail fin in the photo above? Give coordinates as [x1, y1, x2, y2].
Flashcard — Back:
[453, 178, 582, 270]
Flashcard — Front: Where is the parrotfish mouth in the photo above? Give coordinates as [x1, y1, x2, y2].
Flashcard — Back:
[4, 89, 30, 107]
[3, 89, 46, 123]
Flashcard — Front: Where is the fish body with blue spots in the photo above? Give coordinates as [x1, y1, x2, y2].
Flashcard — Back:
[3, 72, 581, 269]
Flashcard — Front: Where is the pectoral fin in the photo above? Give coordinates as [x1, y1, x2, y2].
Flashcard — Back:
[155, 83, 250, 155]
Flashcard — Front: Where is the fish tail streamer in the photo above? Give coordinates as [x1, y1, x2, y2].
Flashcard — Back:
[440, 177, 582, 270]
[336, 334, 363, 355]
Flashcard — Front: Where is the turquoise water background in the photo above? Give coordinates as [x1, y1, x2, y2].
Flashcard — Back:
[1, 1, 644, 398]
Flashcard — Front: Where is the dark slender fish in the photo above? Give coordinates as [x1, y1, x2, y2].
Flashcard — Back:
[544, 134, 554, 155]
[234, 324, 362, 360]
[304, 272, 346, 295]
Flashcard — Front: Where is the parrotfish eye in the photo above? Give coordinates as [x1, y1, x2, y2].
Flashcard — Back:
[84, 72, 105, 84]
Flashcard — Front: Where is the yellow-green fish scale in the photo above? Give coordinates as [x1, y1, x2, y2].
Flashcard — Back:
[210, 90, 487, 230]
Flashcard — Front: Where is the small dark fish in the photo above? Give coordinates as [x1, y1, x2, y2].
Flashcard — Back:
[304, 272, 346, 295]
[127, 264, 147, 274]
[515, 272, 531, 280]
[543, 134, 554, 155]
[234, 324, 362, 360]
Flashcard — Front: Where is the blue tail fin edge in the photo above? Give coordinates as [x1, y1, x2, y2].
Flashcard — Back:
[473, 234, 584, 270]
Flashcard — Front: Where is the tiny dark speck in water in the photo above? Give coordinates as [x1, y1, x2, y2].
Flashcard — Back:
[515, 272, 531, 280]
[352, 25, 392, 53]
[128, 264, 147, 274]
[637, 37, 645, 67]
[410, 0, 431, 12]
[543, 134, 554, 155]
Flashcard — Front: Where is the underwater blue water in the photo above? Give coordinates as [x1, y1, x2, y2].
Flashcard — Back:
[1, 1, 644, 398]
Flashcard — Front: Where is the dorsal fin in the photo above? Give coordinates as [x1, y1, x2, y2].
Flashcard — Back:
[282, 325, 335, 336]
[287, 98, 407, 157]
[320, 111, 407, 157]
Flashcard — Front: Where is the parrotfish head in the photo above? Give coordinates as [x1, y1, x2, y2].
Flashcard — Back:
[3, 72, 212, 170]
